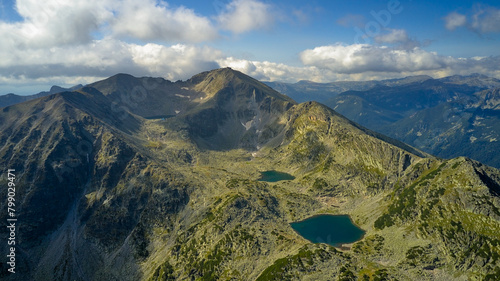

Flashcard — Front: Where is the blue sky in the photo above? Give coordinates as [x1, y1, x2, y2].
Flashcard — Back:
[1, 0, 499, 95]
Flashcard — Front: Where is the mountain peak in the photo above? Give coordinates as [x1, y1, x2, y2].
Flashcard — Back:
[49, 85, 66, 93]
[181, 68, 296, 150]
[189, 68, 294, 104]
[109, 73, 136, 80]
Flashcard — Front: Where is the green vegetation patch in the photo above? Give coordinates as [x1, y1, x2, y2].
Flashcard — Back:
[179, 226, 257, 281]
[374, 184, 417, 230]
[149, 260, 175, 281]
[484, 266, 500, 280]
[375, 163, 449, 230]
[352, 234, 385, 256]
[256, 245, 344, 281]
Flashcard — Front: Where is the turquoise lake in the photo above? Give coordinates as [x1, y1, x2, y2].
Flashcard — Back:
[290, 215, 365, 246]
[258, 170, 295, 182]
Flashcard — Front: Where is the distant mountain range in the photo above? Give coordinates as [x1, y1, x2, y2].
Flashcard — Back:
[265, 75, 438, 103]
[0, 84, 83, 108]
[0, 68, 499, 280]
[266, 74, 500, 168]
[265, 74, 500, 103]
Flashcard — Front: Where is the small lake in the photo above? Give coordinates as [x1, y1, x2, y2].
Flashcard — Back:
[258, 170, 295, 182]
[290, 214, 365, 247]
[144, 115, 176, 120]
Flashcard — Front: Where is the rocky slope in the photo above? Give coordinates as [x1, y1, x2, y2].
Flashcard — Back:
[325, 77, 500, 168]
[0, 68, 499, 280]
[266, 74, 500, 168]
[379, 88, 500, 168]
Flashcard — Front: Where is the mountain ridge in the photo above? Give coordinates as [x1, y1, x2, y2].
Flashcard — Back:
[327, 84, 500, 168]
[265, 74, 500, 103]
[263, 74, 500, 168]
[0, 84, 83, 108]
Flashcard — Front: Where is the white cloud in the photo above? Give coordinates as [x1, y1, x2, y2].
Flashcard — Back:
[112, 0, 218, 42]
[296, 43, 500, 81]
[129, 43, 222, 80]
[217, 0, 275, 34]
[375, 29, 409, 44]
[4, 0, 113, 48]
[0, 0, 218, 51]
[0, 38, 132, 78]
[218, 54, 500, 84]
[299, 44, 453, 74]
[0, 0, 224, 94]
[336, 14, 365, 28]
[444, 6, 500, 33]
[444, 12, 467, 31]
[0, 37, 223, 87]
[218, 57, 327, 82]
[471, 6, 500, 33]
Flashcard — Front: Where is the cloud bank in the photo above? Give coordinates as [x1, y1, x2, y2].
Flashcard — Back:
[298, 44, 500, 79]
[300, 44, 449, 73]
[444, 6, 500, 33]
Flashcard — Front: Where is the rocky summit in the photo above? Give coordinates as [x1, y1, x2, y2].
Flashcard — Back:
[0, 68, 499, 280]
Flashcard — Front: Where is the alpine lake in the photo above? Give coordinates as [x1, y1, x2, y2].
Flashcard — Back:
[257, 170, 295, 182]
[290, 215, 365, 247]
[258, 171, 365, 247]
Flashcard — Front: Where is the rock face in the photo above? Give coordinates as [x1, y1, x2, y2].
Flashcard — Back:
[181, 68, 295, 150]
[325, 81, 500, 169]
[0, 68, 499, 280]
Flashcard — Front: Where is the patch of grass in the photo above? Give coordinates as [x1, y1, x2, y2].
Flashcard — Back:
[375, 183, 417, 229]
[256, 246, 341, 281]
[451, 161, 461, 170]
[420, 162, 446, 182]
[374, 214, 394, 230]
[372, 269, 389, 281]
[145, 141, 163, 150]
[312, 178, 328, 190]
[405, 245, 424, 260]
[182, 227, 257, 280]
[149, 260, 175, 281]
[338, 266, 356, 281]
[484, 266, 500, 280]
[375, 163, 451, 230]
[353, 234, 385, 255]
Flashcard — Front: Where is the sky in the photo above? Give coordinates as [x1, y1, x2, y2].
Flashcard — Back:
[1, 0, 500, 95]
